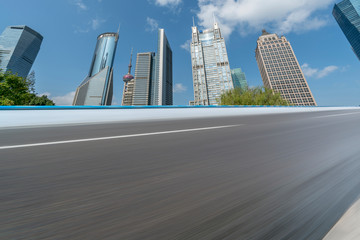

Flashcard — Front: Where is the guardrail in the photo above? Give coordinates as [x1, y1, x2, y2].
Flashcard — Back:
[0, 105, 321, 110]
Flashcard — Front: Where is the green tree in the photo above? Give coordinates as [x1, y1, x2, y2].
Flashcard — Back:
[219, 86, 290, 106]
[0, 71, 54, 106]
[28, 94, 55, 106]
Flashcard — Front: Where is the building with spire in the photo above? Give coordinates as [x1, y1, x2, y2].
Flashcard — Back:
[0, 25, 43, 78]
[121, 50, 135, 106]
[255, 30, 316, 106]
[73, 32, 119, 106]
[333, 0, 360, 61]
[190, 21, 233, 105]
[121, 28, 172, 106]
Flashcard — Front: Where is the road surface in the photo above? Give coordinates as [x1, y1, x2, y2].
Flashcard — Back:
[1, 109, 360, 239]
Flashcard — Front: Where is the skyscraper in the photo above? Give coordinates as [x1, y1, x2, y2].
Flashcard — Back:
[121, 29, 172, 106]
[191, 22, 233, 105]
[231, 68, 248, 90]
[333, 0, 360, 60]
[0, 25, 43, 78]
[132, 52, 156, 105]
[255, 30, 316, 106]
[73, 32, 118, 106]
[153, 29, 173, 106]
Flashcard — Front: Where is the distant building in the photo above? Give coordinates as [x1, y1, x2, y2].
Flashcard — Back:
[191, 22, 233, 105]
[73, 32, 118, 106]
[231, 68, 248, 90]
[121, 50, 135, 106]
[0, 25, 43, 78]
[333, 0, 360, 60]
[255, 30, 316, 106]
[122, 29, 172, 106]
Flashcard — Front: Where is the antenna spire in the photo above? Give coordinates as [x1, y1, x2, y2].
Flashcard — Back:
[213, 12, 216, 24]
[117, 24, 121, 35]
[193, 16, 195, 27]
[128, 48, 133, 74]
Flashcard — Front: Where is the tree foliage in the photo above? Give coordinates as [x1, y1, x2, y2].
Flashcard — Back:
[0, 71, 54, 106]
[219, 87, 290, 106]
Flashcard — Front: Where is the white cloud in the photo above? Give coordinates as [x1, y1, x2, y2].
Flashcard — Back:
[301, 63, 339, 79]
[146, 17, 159, 32]
[91, 18, 106, 30]
[154, 0, 182, 7]
[180, 39, 191, 52]
[51, 91, 76, 106]
[73, 0, 88, 10]
[174, 83, 187, 93]
[196, 0, 334, 38]
[37, 92, 52, 97]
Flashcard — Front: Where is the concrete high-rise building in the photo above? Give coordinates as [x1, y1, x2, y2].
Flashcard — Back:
[73, 32, 119, 106]
[191, 22, 233, 105]
[333, 0, 360, 60]
[0, 25, 43, 78]
[121, 50, 135, 106]
[121, 29, 172, 106]
[255, 30, 316, 106]
[132, 52, 156, 105]
[153, 29, 173, 106]
[231, 68, 248, 90]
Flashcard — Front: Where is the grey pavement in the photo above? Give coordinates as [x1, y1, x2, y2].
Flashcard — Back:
[1, 109, 360, 239]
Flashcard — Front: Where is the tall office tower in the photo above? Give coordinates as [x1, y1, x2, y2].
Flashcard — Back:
[132, 52, 156, 105]
[122, 29, 172, 106]
[333, 0, 360, 60]
[231, 68, 248, 90]
[0, 25, 43, 78]
[73, 32, 118, 106]
[121, 50, 135, 106]
[152, 29, 173, 105]
[191, 22, 233, 105]
[255, 30, 316, 106]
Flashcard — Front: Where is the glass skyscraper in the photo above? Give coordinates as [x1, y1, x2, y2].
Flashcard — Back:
[0, 25, 43, 78]
[191, 22, 233, 105]
[153, 29, 173, 106]
[333, 0, 360, 60]
[73, 32, 118, 106]
[231, 68, 248, 90]
[255, 30, 316, 106]
[121, 29, 172, 106]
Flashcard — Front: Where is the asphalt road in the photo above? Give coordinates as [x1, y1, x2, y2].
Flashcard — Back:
[1, 109, 360, 239]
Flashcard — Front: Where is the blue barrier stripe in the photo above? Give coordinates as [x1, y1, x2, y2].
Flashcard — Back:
[0, 105, 354, 110]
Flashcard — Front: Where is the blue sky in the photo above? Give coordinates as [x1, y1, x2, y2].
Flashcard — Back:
[1, 0, 359, 106]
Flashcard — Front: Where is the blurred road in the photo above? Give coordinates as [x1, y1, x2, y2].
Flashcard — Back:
[1, 109, 360, 239]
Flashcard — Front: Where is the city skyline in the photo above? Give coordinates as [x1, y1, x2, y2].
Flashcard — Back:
[122, 29, 172, 106]
[1, 0, 359, 106]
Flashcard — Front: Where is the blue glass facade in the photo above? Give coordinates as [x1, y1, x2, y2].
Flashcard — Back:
[231, 68, 248, 90]
[0, 25, 43, 78]
[333, 0, 360, 60]
[73, 33, 118, 106]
